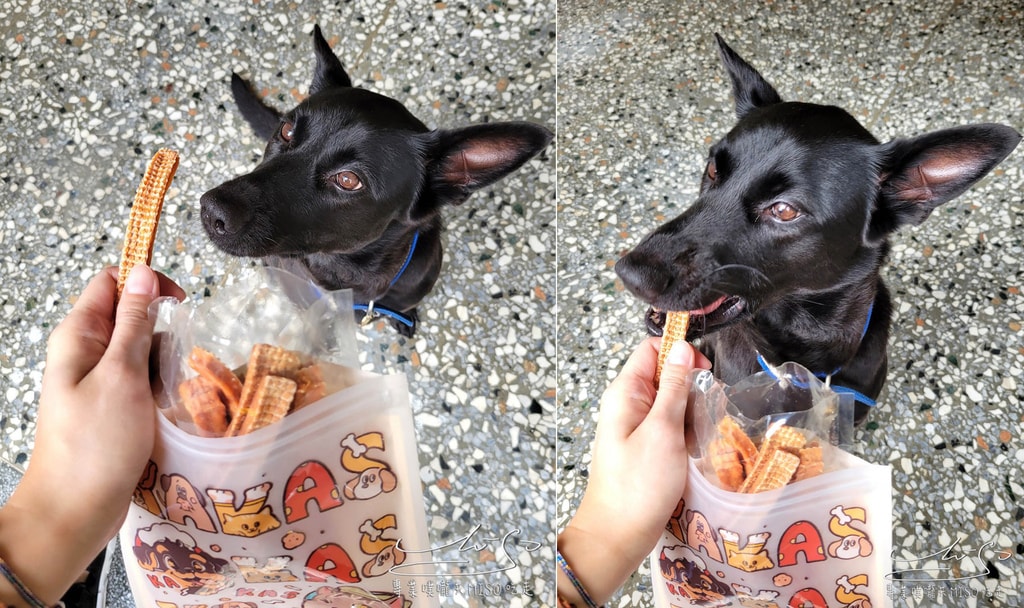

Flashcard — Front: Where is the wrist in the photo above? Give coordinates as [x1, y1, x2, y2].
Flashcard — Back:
[0, 482, 103, 605]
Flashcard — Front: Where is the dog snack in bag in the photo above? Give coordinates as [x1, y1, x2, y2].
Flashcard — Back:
[651, 364, 892, 608]
[113, 156, 437, 606]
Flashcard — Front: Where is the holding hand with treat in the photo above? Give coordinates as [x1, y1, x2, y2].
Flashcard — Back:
[0, 265, 184, 608]
[557, 335, 711, 607]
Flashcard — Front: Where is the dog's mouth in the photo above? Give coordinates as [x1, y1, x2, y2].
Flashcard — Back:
[645, 295, 746, 339]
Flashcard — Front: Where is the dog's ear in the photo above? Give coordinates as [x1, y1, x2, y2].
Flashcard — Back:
[715, 34, 783, 119]
[868, 124, 1021, 241]
[411, 122, 553, 221]
[230, 73, 284, 141]
[310, 24, 353, 94]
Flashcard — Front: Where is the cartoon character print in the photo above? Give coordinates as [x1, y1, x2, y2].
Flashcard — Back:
[720, 529, 775, 572]
[132, 522, 233, 595]
[231, 556, 299, 582]
[157, 597, 260, 601]
[828, 506, 873, 559]
[685, 509, 723, 563]
[207, 482, 282, 538]
[359, 514, 406, 578]
[732, 584, 781, 608]
[133, 460, 164, 517]
[340, 432, 398, 501]
[156, 603, 258, 608]
[158, 473, 218, 533]
[658, 545, 733, 603]
[835, 574, 872, 607]
[301, 585, 409, 608]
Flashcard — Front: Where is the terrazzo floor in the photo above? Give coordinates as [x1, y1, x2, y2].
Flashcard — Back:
[3, 0, 1024, 607]
[557, 1, 1023, 607]
[0, 1, 554, 606]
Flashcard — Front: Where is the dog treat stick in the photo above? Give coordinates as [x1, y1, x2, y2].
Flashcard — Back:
[178, 376, 230, 437]
[237, 375, 297, 435]
[227, 344, 302, 436]
[188, 346, 245, 416]
[655, 310, 691, 386]
[116, 148, 179, 300]
[739, 425, 807, 493]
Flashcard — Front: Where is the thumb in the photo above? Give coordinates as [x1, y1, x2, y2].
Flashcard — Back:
[649, 341, 696, 427]
[107, 264, 160, 369]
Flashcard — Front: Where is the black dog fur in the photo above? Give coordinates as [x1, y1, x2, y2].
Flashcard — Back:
[200, 25, 552, 336]
[615, 35, 1020, 422]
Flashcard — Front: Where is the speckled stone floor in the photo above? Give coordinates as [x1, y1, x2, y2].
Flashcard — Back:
[0, 1, 553, 606]
[557, 1, 1022, 607]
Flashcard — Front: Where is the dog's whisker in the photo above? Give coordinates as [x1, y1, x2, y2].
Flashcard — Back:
[709, 264, 773, 289]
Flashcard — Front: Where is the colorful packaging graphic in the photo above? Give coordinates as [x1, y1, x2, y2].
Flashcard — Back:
[650, 366, 893, 608]
[118, 268, 437, 607]
[119, 372, 437, 607]
[652, 455, 892, 608]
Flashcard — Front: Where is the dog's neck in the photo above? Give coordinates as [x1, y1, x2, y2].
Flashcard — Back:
[752, 281, 880, 373]
[275, 220, 438, 303]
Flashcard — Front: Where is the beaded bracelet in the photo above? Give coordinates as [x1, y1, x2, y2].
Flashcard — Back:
[0, 558, 50, 608]
[556, 549, 600, 608]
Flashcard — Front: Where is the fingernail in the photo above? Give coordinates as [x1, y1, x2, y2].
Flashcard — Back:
[124, 264, 157, 296]
[666, 341, 693, 367]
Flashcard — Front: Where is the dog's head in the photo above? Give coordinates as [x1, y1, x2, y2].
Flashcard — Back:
[201, 25, 552, 258]
[616, 35, 1020, 339]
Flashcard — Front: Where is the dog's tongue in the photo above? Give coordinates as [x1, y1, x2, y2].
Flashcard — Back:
[688, 295, 728, 316]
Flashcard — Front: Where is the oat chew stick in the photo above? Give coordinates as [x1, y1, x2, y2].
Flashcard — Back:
[116, 148, 179, 300]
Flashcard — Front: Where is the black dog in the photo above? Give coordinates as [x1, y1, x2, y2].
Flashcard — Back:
[615, 35, 1020, 422]
[200, 26, 552, 336]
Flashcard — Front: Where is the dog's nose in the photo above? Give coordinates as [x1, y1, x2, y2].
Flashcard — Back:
[199, 190, 241, 237]
[615, 253, 673, 302]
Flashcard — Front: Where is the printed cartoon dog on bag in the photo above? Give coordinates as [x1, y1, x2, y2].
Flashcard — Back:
[207, 482, 283, 538]
[685, 509, 723, 563]
[132, 522, 234, 595]
[719, 530, 775, 572]
[301, 585, 408, 608]
[658, 545, 734, 603]
[827, 506, 873, 560]
[159, 473, 218, 533]
[359, 515, 406, 578]
[341, 432, 398, 501]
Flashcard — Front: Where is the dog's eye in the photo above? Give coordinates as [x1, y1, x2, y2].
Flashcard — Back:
[705, 160, 718, 182]
[280, 122, 295, 142]
[768, 201, 800, 222]
[332, 170, 363, 191]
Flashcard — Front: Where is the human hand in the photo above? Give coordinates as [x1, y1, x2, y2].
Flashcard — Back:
[0, 265, 184, 604]
[558, 337, 711, 605]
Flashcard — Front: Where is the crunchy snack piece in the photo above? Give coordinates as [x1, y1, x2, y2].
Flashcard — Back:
[718, 416, 759, 476]
[188, 346, 244, 415]
[655, 310, 690, 386]
[738, 425, 807, 493]
[236, 375, 297, 435]
[708, 438, 746, 491]
[117, 148, 179, 300]
[742, 449, 801, 493]
[227, 344, 302, 436]
[293, 363, 327, 410]
[793, 443, 825, 481]
[178, 375, 229, 437]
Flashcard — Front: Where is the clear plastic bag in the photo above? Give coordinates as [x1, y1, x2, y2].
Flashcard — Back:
[651, 365, 892, 607]
[119, 267, 437, 607]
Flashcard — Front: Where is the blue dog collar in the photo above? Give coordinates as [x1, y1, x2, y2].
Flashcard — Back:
[355, 230, 420, 327]
[755, 303, 877, 408]
[755, 353, 878, 408]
